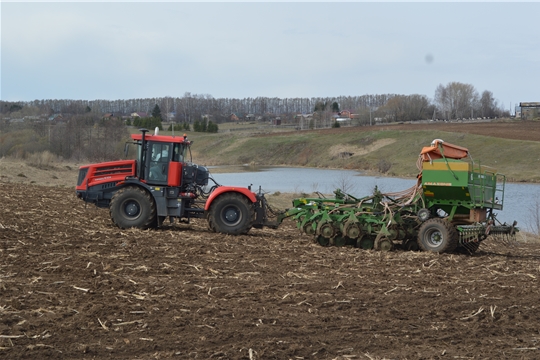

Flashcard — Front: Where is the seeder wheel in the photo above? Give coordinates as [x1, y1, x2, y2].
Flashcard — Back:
[417, 218, 458, 253]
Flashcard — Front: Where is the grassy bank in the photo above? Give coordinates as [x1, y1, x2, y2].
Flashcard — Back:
[4, 120, 538, 184]
[176, 126, 540, 183]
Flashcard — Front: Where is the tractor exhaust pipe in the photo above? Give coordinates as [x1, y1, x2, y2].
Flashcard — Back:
[139, 128, 149, 180]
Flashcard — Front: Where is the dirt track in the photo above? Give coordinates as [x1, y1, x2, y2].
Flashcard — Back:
[1, 182, 540, 359]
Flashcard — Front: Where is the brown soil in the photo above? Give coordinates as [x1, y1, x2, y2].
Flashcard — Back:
[377, 120, 540, 142]
[1, 181, 540, 359]
[259, 119, 540, 142]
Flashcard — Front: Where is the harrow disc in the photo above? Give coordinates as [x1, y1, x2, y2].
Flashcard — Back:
[357, 236, 374, 250]
[377, 237, 394, 252]
[344, 223, 361, 239]
[316, 235, 331, 246]
[333, 235, 348, 247]
[318, 222, 336, 238]
[303, 222, 316, 236]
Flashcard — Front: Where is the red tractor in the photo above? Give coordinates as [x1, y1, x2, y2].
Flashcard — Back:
[76, 128, 277, 234]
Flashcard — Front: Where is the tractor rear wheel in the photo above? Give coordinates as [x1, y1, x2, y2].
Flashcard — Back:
[417, 218, 458, 253]
[208, 193, 254, 235]
[110, 186, 156, 229]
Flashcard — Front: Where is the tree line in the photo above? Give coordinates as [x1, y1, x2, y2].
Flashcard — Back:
[0, 82, 510, 162]
[0, 113, 127, 162]
[1, 83, 509, 125]
[0, 103, 219, 162]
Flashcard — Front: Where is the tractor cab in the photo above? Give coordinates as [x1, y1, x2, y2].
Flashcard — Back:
[130, 129, 209, 189]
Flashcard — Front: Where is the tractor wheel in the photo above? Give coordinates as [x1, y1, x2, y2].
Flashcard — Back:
[417, 218, 458, 253]
[110, 186, 156, 229]
[208, 193, 254, 235]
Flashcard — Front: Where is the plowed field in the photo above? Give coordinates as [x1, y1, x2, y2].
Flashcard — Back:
[331, 120, 540, 142]
[1, 182, 540, 359]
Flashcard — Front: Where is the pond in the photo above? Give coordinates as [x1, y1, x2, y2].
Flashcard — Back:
[208, 165, 540, 233]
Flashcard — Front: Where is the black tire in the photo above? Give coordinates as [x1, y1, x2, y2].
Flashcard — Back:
[110, 186, 156, 229]
[208, 193, 254, 235]
[417, 218, 458, 253]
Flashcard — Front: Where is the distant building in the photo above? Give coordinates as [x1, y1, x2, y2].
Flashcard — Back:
[131, 112, 148, 118]
[48, 114, 63, 121]
[339, 110, 351, 118]
[519, 102, 540, 120]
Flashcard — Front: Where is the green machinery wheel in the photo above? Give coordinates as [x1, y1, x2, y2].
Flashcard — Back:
[316, 235, 331, 246]
[417, 218, 458, 253]
[333, 234, 348, 247]
[375, 236, 394, 251]
[303, 222, 316, 236]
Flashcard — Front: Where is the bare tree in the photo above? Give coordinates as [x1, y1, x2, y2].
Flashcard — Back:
[379, 94, 431, 122]
[435, 82, 479, 120]
[333, 172, 358, 195]
[479, 90, 499, 118]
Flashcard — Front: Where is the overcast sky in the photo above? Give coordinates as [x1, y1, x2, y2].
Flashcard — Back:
[2, 1, 538, 111]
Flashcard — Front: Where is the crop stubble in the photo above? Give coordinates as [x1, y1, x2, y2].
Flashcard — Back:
[1, 182, 540, 359]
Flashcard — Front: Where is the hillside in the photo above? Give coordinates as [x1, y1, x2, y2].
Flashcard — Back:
[188, 119, 540, 183]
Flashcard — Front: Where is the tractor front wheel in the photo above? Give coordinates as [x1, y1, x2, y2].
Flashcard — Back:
[417, 218, 458, 253]
[208, 193, 254, 235]
[110, 186, 156, 229]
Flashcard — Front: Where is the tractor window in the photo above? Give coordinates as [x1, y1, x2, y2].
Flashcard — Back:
[151, 143, 169, 162]
[148, 143, 170, 182]
[172, 144, 185, 162]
